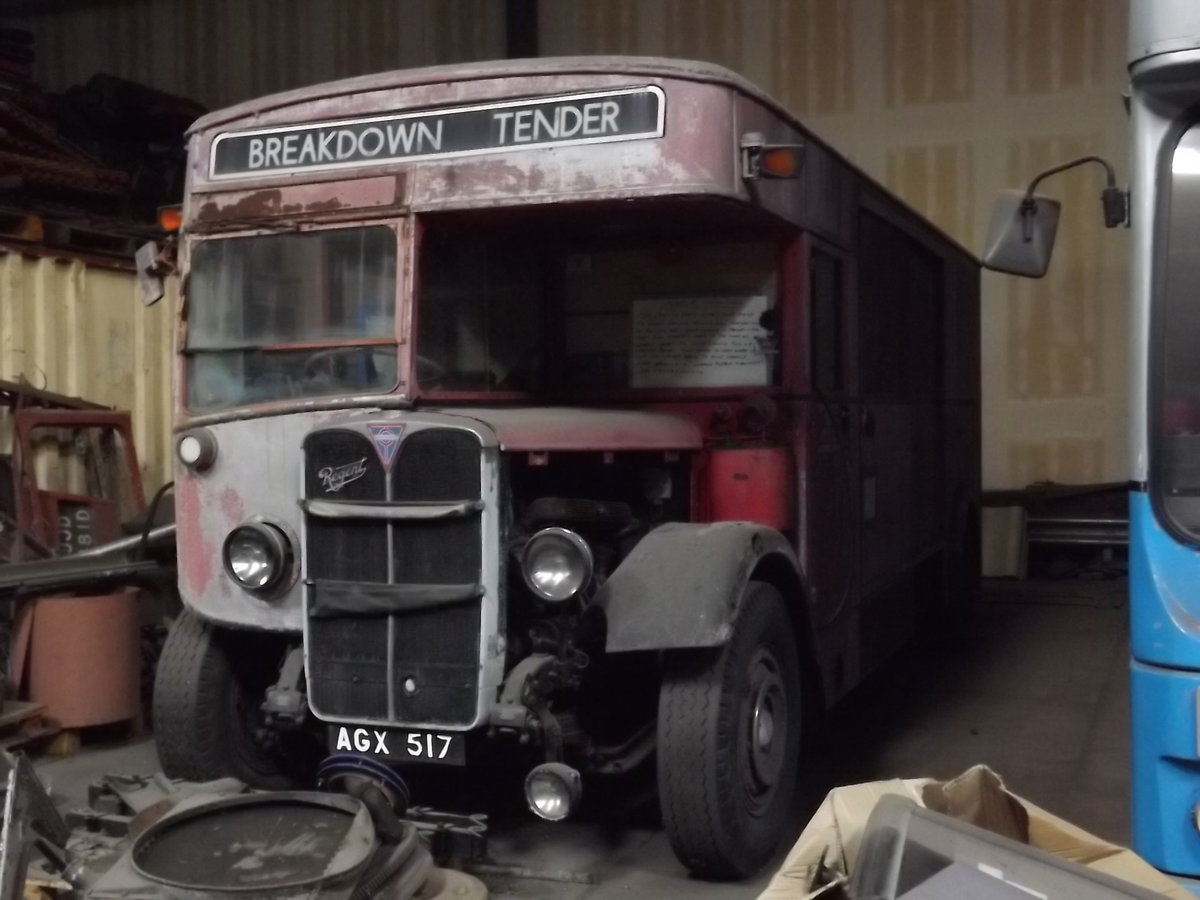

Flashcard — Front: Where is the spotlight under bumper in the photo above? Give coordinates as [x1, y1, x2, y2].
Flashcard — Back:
[524, 762, 582, 822]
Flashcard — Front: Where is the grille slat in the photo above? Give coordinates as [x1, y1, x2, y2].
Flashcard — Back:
[304, 425, 484, 728]
[307, 617, 389, 719]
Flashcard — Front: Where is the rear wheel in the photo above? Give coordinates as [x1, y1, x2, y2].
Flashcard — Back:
[657, 581, 802, 879]
[153, 610, 302, 789]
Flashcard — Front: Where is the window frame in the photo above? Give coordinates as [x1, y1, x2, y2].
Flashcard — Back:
[1149, 112, 1200, 546]
[180, 219, 405, 415]
[410, 213, 790, 403]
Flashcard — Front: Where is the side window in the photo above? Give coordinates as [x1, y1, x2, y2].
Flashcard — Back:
[858, 210, 943, 402]
[810, 247, 844, 395]
[1155, 123, 1200, 539]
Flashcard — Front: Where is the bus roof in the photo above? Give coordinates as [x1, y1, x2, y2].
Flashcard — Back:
[188, 55, 978, 264]
[1129, 0, 1200, 69]
[189, 56, 791, 136]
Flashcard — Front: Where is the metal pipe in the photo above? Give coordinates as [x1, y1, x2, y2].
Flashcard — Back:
[72, 524, 175, 559]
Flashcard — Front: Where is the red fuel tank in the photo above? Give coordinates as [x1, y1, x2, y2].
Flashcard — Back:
[706, 447, 793, 530]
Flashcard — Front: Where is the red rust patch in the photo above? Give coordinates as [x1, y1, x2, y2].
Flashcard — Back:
[219, 486, 245, 523]
[196, 189, 289, 223]
[175, 477, 215, 594]
[193, 176, 399, 225]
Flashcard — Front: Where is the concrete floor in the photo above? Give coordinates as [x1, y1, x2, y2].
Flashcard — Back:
[35, 577, 1133, 898]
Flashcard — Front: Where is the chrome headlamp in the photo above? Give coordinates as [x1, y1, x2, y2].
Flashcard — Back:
[223, 521, 292, 592]
[521, 527, 594, 602]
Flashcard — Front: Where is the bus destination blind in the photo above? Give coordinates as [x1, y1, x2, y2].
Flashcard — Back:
[210, 86, 665, 178]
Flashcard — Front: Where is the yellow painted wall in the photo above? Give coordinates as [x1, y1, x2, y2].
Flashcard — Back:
[0, 253, 176, 493]
[14, 0, 1131, 490]
[541, 0, 1131, 490]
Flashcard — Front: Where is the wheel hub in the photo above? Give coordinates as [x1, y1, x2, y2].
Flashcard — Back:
[755, 705, 775, 749]
[742, 647, 788, 811]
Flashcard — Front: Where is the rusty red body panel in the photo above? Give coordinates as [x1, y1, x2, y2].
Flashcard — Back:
[705, 448, 794, 530]
[193, 176, 400, 225]
[452, 408, 702, 452]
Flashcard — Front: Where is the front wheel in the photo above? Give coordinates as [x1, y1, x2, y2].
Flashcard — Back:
[152, 610, 306, 789]
[657, 581, 803, 879]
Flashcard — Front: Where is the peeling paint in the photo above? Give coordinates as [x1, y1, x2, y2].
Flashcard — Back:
[192, 176, 399, 227]
[176, 475, 215, 596]
[220, 486, 245, 523]
[177, 410, 343, 632]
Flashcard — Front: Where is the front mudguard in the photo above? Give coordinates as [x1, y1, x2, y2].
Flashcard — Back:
[595, 521, 801, 652]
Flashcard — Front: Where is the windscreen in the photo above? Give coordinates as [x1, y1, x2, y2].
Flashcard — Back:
[416, 211, 780, 394]
[1155, 125, 1200, 539]
[186, 226, 397, 412]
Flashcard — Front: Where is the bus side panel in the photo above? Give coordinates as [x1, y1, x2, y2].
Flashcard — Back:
[1130, 490, 1200, 875]
[1130, 491, 1200, 669]
[942, 249, 982, 551]
[1131, 659, 1200, 873]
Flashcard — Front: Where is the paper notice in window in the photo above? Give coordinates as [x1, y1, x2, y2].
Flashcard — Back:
[631, 295, 770, 388]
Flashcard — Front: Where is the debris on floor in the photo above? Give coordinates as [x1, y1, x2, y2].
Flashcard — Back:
[0, 748, 488, 899]
[759, 765, 1187, 899]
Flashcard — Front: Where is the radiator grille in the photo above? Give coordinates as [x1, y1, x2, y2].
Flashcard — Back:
[304, 426, 483, 727]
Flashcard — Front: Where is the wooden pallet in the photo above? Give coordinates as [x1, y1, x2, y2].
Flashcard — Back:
[0, 209, 42, 242]
[36, 716, 143, 759]
[41, 220, 139, 258]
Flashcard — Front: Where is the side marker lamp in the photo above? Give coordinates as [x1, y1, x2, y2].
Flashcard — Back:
[158, 205, 183, 232]
[741, 132, 805, 180]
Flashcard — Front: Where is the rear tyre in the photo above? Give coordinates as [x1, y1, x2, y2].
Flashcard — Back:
[657, 581, 802, 880]
[153, 609, 299, 789]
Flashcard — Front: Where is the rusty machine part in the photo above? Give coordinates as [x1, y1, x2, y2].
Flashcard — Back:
[129, 792, 376, 893]
[66, 771, 487, 900]
[11, 408, 146, 562]
[0, 379, 110, 565]
[0, 751, 77, 899]
[316, 754, 489, 865]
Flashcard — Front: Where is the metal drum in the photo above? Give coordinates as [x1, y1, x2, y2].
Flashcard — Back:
[129, 792, 374, 896]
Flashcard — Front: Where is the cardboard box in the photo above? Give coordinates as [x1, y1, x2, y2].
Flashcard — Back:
[758, 765, 1189, 900]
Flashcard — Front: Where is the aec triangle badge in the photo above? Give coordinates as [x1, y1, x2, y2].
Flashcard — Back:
[366, 424, 404, 469]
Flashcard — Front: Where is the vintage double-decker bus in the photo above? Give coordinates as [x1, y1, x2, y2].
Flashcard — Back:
[151, 57, 980, 878]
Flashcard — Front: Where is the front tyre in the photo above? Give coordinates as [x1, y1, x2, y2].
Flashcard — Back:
[153, 609, 301, 789]
[657, 581, 802, 879]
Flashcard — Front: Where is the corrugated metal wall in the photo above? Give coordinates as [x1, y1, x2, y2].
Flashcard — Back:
[13, 0, 1130, 490]
[0, 253, 175, 493]
[14, 0, 504, 109]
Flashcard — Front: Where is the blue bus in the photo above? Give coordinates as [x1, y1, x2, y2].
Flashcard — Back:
[986, 0, 1200, 887]
[1127, 2, 1200, 884]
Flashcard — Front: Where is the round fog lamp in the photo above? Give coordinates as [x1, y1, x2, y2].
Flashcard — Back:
[521, 527, 593, 603]
[223, 522, 291, 592]
[525, 762, 582, 822]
